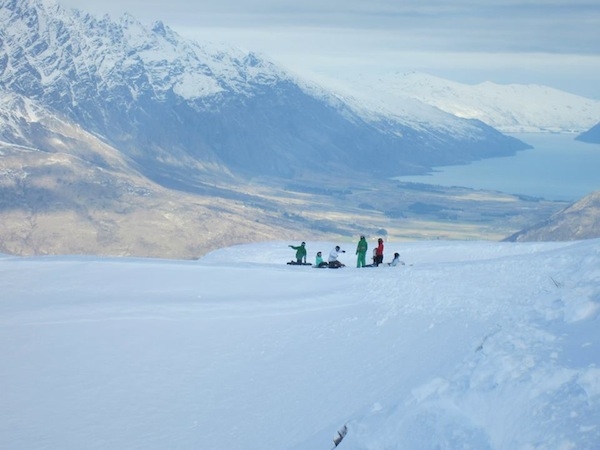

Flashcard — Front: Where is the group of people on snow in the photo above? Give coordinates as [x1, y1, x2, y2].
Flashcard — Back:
[289, 237, 404, 268]
[355, 236, 401, 267]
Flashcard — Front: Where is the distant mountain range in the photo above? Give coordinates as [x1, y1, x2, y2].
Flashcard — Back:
[0, 0, 531, 188]
[0, 0, 596, 257]
[321, 72, 600, 134]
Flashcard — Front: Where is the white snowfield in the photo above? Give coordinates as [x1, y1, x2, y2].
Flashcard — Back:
[1, 239, 599, 450]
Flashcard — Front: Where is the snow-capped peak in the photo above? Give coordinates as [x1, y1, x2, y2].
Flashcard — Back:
[365, 71, 600, 133]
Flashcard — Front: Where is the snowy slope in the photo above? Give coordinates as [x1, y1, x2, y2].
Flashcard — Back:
[1, 239, 599, 450]
[328, 72, 600, 133]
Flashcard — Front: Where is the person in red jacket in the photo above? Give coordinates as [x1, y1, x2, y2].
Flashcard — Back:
[374, 238, 384, 266]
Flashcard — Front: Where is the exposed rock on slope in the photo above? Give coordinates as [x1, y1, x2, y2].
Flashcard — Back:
[505, 191, 600, 242]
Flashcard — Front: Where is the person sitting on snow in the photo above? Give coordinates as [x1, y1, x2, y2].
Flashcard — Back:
[388, 252, 404, 266]
[315, 251, 328, 268]
[328, 245, 346, 268]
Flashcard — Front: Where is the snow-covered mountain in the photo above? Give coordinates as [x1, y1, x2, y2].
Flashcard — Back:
[328, 72, 600, 134]
[1, 239, 599, 449]
[0, 0, 528, 187]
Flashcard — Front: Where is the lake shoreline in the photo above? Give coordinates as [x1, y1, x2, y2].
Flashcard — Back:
[395, 133, 600, 201]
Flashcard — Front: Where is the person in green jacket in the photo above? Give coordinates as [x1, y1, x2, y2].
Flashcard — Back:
[356, 235, 368, 268]
[289, 241, 307, 264]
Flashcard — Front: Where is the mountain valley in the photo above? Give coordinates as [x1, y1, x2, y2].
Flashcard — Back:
[0, 0, 596, 258]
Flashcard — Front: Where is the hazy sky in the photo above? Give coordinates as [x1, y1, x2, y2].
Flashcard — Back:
[61, 0, 600, 99]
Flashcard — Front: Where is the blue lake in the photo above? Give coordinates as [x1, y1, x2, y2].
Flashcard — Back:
[396, 133, 600, 201]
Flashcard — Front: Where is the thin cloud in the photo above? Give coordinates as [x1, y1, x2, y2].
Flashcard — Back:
[55, 0, 600, 97]
[60, 0, 599, 55]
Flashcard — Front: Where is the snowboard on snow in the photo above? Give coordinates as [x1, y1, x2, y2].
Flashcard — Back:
[314, 263, 344, 269]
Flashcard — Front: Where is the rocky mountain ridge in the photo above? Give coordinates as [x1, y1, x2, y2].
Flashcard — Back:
[0, 0, 591, 257]
[0, 92, 565, 257]
[0, 0, 528, 188]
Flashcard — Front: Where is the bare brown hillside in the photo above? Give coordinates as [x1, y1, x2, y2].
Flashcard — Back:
[506, 191, 600, 242]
